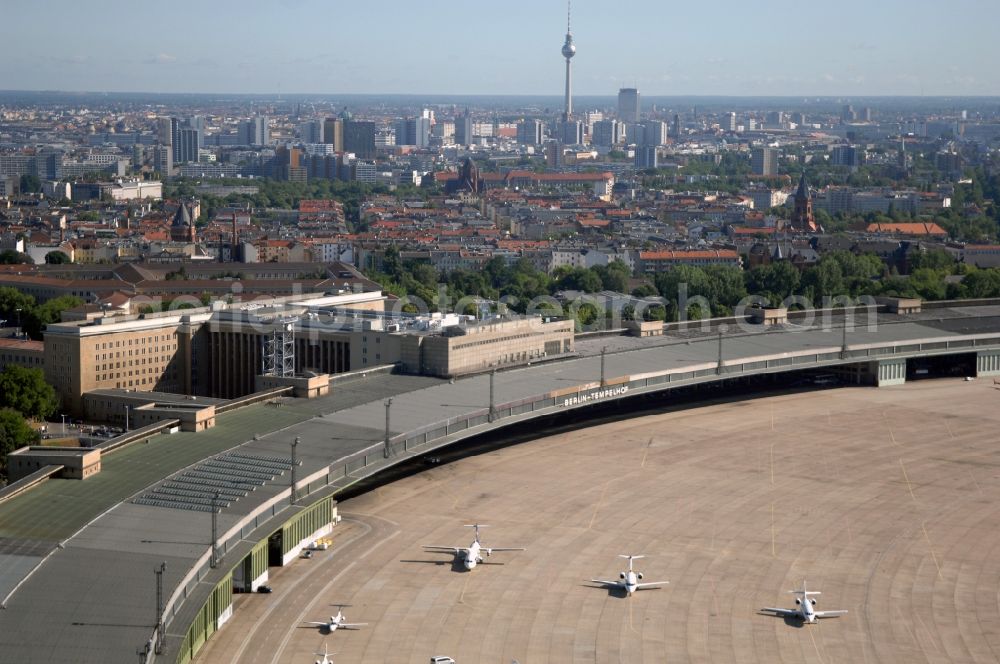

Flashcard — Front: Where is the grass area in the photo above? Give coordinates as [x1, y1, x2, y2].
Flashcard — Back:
[0, 402, 315, 542]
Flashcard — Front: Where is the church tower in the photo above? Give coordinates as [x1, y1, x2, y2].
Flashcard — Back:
[790, 171, 816, 231]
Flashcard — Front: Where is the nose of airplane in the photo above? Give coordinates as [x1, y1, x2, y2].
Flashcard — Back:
[464, 560, 474, 570]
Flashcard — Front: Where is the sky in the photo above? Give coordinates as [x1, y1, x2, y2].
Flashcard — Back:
[3, 0, 999, 97]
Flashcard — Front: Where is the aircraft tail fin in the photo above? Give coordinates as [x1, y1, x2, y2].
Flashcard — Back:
[464, 524, 488, 542]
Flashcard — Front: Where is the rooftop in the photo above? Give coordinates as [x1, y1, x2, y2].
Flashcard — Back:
[2, 302, 1000, 662]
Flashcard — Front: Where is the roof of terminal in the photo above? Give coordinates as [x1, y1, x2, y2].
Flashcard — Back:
[2, 303, 1000, 662]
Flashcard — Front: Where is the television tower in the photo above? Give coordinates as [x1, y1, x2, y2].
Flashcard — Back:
[561, 1, 576, 122]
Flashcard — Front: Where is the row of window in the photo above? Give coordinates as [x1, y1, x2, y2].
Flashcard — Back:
[95, 345, 175, 360]
[96, 333, 178, 351]
[452, 332, 534, 351]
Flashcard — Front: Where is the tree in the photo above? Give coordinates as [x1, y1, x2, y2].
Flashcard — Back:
[961, 269, 1000, 298]
[19, 174, 41, 194]
[22, 295, 83, 340]
[0, 408, 40, 481]
[746, 262, 801, 305]
[0, 287, 36, 325]
[594, 260, 631, 293]
[0, 249, 33, 265]
[0, 366, 58, 420]
[909, 248, 956, 272]
[44, 251, 71, 264]
[631, 283, 658, 298]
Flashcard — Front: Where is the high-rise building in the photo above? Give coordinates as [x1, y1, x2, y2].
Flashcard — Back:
[618, 88, 640, 123]
[156, 117, 174, 146]
[635, 146, 658, 169]
[643, 120, 667, 147]
[841, 105, 856, 124]
[561, 1, 576, 121]
[831, 145, 863, 169]
[625, 123, 645, 146]
[298, 120, 324, 144]
[545, 141, 562, 168]
[671, 114, 681, 139]
[592, 119, 622, 147]
[455, 112, 473, 146]
[153, 145, 173, 176]
[343, 120, 377, 159]
[395, 117, 431, 147]
[721, 112, 737, 132]
[517, 119, 544, 145]
[190, 116, 206, 145]
[323, 118, 344, 152]
[751, 147, 778, 176]
[174, 128, 200, 164]
[239, 116, 269, 146]
[561, 120, 584, 145]
[273, 146, 306, 182]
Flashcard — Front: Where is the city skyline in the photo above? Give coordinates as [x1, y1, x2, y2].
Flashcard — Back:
[3, 0, 999, 97]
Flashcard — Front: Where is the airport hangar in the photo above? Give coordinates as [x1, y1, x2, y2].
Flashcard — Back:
[2, 300, 1000, 663]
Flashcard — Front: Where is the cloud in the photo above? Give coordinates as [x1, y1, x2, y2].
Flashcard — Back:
[145, 53, 177, 65]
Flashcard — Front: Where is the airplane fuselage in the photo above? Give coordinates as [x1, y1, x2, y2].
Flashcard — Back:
[464, 541, 483, 570]
[624, 571, 639, 596]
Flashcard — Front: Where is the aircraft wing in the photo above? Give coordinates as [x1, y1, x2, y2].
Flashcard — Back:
[590, 579, 623, 587]
[423, 546, 464, 553]
[635, 581, 668, 589]
[760, 607, 800, 617]
[340, 622, 368, 629]
[486, 547, 525, 552]
[305, 621, 330, 627]
[815, 610, 848, 618]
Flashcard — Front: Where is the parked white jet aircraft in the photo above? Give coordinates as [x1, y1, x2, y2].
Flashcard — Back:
[590, 555, 668, 597]
[313, 643, 336, 664]
[423, 524, 525, 570]
[760, 581, 848, 623]
[304, 605, 367, 634]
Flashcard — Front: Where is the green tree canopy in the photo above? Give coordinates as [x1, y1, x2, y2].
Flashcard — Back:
[0, 249, 33, 265]
[22, 295, 84, 340]
[19, 174, 41, 194]
[44, 251, 72, 265]
[0, 366, 58, 420]
[0, 408, 40, 481]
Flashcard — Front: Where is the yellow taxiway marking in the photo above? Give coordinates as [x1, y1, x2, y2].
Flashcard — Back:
[769, 444, 775, 487]
[641, 438, 652, 468]
[770, 502, 776, 557]
[968, 468, 983, 495]
[922, 521, 943, 579]
[458, 572, 472, 604]
[588, 481, 612, 530]
[808, 623, 826, 664]
[899, 458, 917, 503]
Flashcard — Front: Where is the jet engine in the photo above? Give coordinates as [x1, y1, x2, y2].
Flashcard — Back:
[794, 598, 801, 605]
[637, 573, 643, 580]
[619, 572, 626, 580]
[811, 598, 817, 606]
